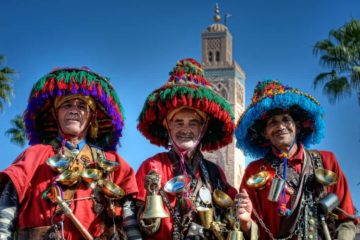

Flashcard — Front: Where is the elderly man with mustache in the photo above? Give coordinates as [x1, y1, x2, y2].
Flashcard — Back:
[0, 68, 141, 240]
[135, 58, 238, 240]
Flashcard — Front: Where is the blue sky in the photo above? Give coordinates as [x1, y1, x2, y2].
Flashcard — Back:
[1, 0, 359, 211]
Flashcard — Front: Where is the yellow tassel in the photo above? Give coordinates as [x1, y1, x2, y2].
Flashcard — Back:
[90, 117, 98, 139]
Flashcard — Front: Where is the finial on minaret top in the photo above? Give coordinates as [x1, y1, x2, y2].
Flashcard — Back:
[214, 2, 221, 22]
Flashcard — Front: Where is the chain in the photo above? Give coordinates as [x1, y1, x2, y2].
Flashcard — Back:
[252, 207, 302, 240]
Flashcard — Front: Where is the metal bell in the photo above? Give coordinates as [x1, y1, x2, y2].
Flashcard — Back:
[140, 195, 169, 219]
[227, 222, 244, 240]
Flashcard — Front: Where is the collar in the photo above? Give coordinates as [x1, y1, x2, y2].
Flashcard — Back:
[272, 143, 304, 163]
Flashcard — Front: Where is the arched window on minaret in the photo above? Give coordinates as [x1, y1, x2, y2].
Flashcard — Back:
[208, 51, 213, 62]
[211, 81, 228, 99]
[216, 51, 220, 62]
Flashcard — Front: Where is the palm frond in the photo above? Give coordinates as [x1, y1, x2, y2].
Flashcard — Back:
[313, 71, 336, 89]
[314, 19, 360, 105]
[323, 77, 351, 104]
[5, 115, 26, 147]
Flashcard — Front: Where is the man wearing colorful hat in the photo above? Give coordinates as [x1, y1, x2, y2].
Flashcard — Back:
[0, 68, 141, 239]
[235, 80, 357, 239]
[136, 58, 238, 239]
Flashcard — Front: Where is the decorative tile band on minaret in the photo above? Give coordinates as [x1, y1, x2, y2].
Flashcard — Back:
[201, 2, 246, 189]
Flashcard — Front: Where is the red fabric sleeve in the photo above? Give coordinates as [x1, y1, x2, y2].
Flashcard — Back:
[0, 144, 56, 203]
[320, 151, 358, 224]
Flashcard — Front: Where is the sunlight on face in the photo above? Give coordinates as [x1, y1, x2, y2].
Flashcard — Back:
[168, 108, 205, 151]
[263, 113, 297, 150]
[57, 98, 93, 138]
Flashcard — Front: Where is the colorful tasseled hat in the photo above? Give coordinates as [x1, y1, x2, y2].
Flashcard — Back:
[137, 58, 235, 151]
[235, 80, 325, 158]
[24, 67, 125, 150]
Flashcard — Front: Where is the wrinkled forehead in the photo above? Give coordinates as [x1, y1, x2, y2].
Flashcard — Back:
[54, 94, 96, 111]
[266, 112, 294, 123]
[168, 107, 206, 122]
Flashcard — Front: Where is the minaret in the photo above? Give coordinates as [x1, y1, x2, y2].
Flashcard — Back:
[201, 3, 246, 189]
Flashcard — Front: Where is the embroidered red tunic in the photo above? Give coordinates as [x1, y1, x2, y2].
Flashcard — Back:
[0, 144, 138, 240]
[136, 152, 237, 239]
[240, 144, 357, 239]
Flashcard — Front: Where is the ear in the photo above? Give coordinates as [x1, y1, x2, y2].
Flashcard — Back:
[51, 108, 57, 122]
[162, 118, 169, 130]
[262, 129, 269, 140]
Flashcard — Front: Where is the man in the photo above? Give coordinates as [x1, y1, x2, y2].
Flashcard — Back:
[0, 67, 141, 239]
[235, 80, 357, 239]
[136, 58, 237, 239]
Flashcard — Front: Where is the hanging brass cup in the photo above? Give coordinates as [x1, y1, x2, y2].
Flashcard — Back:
[197, 206, 214, 229]
[164, 175, 191, 196]
[97, 158, 120, 172]
[81, 169, 103, 184]
[315, 168, 338, 187]
[100, 179, 125, 199]
[213, 189, 234, 209]
[246, 170, 270, 189]
[46, 155, 69, 173]
[56, 170, 81, 186]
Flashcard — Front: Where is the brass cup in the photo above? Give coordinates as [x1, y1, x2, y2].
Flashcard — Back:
[97, 158, 120, 172]
[46, 155, 69, 173]
[81, 169, 103, 184]
[213, 189, 234, 209]
[164, 175, 191, 196]
[246, 171, 270, 189]
[56, 170, 80, 186]
[197, 207, 214, 229]
[315, 168, 338, 187]
[101, 179, 125, 199]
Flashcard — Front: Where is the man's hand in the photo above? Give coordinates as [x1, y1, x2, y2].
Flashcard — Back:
[234, 189, 253, 232]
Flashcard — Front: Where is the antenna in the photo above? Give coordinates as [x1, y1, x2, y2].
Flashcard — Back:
[224, 13, 232, 26]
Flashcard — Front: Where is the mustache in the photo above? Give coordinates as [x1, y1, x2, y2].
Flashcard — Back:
[274, 129, 290, 135]
[176, 132, 194, 138]
[66, 113, 81, 121]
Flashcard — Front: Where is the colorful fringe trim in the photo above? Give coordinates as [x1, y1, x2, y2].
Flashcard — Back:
[137, 58, 235, 151]
[235, 80, 325, 158]
[24, 67, 125, 150]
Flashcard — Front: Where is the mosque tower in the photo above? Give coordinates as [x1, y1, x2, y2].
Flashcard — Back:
[201, 3, 246, 189]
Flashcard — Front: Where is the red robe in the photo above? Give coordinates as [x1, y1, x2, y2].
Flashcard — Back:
[0, 143, 138, 240]
[240, 144, 357, 239]
[136, 152, 237, 239]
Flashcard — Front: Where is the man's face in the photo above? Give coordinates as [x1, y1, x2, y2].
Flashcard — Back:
[168, 108, 205, 151]
[263, 113, 297, 150]
[56, 98, 93, 137]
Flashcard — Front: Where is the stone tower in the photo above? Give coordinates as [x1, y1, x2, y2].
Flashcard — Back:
[201, 3, 246, 189]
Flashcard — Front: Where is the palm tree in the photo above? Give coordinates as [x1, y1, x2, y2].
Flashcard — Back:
[5, 114, 27, 147]
[313, 19, 360, 105]
[0, 55, 16, 112]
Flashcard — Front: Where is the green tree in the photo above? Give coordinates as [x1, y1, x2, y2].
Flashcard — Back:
[5, 114, 26, 147]
[0, 55, 16, 112]
[313, 19, 360, 105]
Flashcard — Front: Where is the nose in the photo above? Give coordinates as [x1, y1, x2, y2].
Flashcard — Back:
[68, 104, 81, 113]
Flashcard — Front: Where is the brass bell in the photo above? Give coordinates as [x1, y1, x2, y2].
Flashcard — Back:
[140, 194, 169, 219]
[227, 223, 244, 240]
